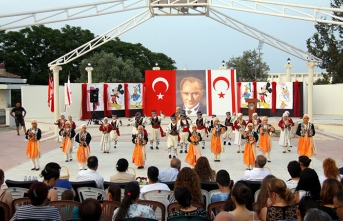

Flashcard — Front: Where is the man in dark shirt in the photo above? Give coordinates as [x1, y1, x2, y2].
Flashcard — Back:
[10, 102, 27, 136]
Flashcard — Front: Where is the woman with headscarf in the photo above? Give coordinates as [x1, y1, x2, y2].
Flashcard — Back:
[99, 117, 113, 153]
[210, 117, 226, 162]
[75, 124, 92, 170]
[242, 123, 258, 170]
[59, 121, 75, 162]
[26, 119, 42, 171]
[234, 113, 247, 153]
[278, 112, 294, 153]
[296, 114, 316, 157]
[185, 124, 202, 166]
[257, 116, 275, 163]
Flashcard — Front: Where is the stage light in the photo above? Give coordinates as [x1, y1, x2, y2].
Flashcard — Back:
[88, 62, 92, 67]
[222, 60, 225, 66]
[287, 58, 291, 64]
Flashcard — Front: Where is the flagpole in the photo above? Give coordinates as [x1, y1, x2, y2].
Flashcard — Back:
[50, 65, 62, 139]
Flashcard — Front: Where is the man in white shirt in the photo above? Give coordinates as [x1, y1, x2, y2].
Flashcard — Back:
[158, 158, 181, 182]
[140, 166, 170, 200]
[76, 156, 104, 190]
[240, 155, 271, 182]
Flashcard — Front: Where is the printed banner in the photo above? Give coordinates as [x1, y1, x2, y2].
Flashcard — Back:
[276, 82, 293, 109]
[127, 83, 143, 109]
[240, 82, 254, 108]
[256, 82, 274, 109]
[108, 83, 125, 110]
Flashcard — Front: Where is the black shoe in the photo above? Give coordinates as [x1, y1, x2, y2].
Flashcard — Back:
[224, 141, 226, 145]
[35, 168, 40, 171]
[65, 160, 69, 162]
[103, 151, 106, 153]
[283, 151, 286, 153]
[17, 133, 20, 136]
[268, 160, 271, 163]
[69, 159, 72, 161]
[150, 146, 153, 150]
[228, 142, 231, 145]
[156, 146, 159, 149]
[217, 160, 221, 162]
[202, 146, 204, 149]
[185, 150, 188, 153]
[173, 156, 176, 158]
[242, 151, 244, 153]
[60, 146, 62, 148]
[169, 155, 171, 159]
[237, 151, 240, 153]
[290, 145, 293, 147]
[83, 169, 87, 170]
[180, 150, 183, 153]
[31, 168, 35, 170]
[288, 150, 291, 152]
[114, 145, 116, 149]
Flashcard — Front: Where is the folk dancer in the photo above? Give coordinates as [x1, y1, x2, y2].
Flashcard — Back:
[99, 117, 113, 153]
[242, 123, 259, 170]
[185, 124, 202, 166]
[210, 118, 226, 162]
[175, 106, 181, 122]
[179, 113, 192, 153]
[166, 115, 181, 159]
[75, 124, 92, 170]
[66, 114, 76, 148]
[248, 113, 261, 132]
[132, 125, 148, 169]
[26, 120, 42, 171]
[278, 113, 294, 153]
[195, 111, 207, 149]
[54, 113, 66, 145]
[256, 116, 275, 162]
[284, 111, 295, 147]
[234, 113, 247, 153]
[296, 114, 316, 157]
[110, 115, 122, 149]
[59, 121, 76, 162]
[223, 112, 236, 146]
[127, 112, 147, 136]
[147, 110, 165, 150]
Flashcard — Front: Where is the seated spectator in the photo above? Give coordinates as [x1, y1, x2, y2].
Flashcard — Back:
[319, 158, 343, 186]
[79, 198, 102, 221]
[211, 170, 231, 203]
[167, 186, 209, 220]
[110, 158, 136, 183]
[296, 196, 319, 221]
[193, 156, 216, 182]
[333, 190, 343, 221]
[139, 166, 170, 200]
[107, 185, 121, 202]
[214, 212, 237, 221]
[285, 160, 301, 190]
[40, 167, 60, 201]
[294, 168, 321, 203]
[113, 182, 156, 220]
[298, 156, 311, 170]
[240, 155, 271, 182]
[260, 178, 297, 221]
[0, 169, 13, 216]
[227, 183, 258, 221]
[45, 162, 76, 196]
[11, 182, 61, 220]
[319, 178, 343, 220]
[61, 190, 79, 219]
[158, 158, 181, 182]
[304, 208, 332, 221]
[254, 175, 275, 215]
[77, 156, 104, 190]
[173, 167, 203, 203]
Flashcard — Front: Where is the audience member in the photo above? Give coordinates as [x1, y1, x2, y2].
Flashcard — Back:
[45, 162, 75, 196]
[254, 175, 276, 214]
[40, 167, 60, 201]
[158, 158, 181, 182]
[79, 198, 102, 221]
[260, 178, 297, 221]
[167, 186, 209, 220]
[76, 156, 104, 189]
[61, 190, 79, 219]
[285, 160, 301, 190]
[228, 183, 258, 221]
[333, 190, 343, 221]
[319, 178, 343, 220]
[113, 182, 156, 220]
[303, 208, 332, 221]
[139, 166, 170, 200]
[319, 158, 343, 186]
[295, 168, 321, 203]
[214, 212, 237, 221]
[107, 185, 121, 202]
[211, 170, 231, 203]
[11, 182, 61, 220]
[0, 169, 13, 216]
[193, 156, 216, 182]
[298, 156, 311, 170]
[173, 167, 203, 203]
[296, 196, 318, 221]
[110, 158, 136, 183]
[240, 155, 271, 182]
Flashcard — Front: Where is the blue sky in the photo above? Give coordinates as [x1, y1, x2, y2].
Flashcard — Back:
[0, 0, 331, 73]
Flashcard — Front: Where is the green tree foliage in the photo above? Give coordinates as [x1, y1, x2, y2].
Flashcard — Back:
[77, 51, 143, 83]
[307, 0, 343, 84]
[314, 72, 332, 85]
[226, 50, 270, 82]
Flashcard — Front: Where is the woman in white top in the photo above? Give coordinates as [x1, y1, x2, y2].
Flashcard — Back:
[319, 158, 343, 186]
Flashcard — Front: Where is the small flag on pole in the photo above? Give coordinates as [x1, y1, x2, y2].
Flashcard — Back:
[48, 75, 54, 112]
[65, 74, 72, 108]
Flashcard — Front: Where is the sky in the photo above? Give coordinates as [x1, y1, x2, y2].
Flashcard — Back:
[0, 0, 333, 73]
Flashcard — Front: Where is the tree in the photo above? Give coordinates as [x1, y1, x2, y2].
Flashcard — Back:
[76, 51, 144, 83]
[314, 72, 332, 85]
[226, 50, 270, 82]
[307, 0, 343, 84]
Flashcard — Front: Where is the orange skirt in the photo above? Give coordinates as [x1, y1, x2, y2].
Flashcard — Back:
[77, 145, 90, 163]
[259, 134, 271, 152]
[132, 144, 145, 167]
[185, 144, 201, 166]
[210, 136, 222, 154]
[243, 143, 255, 166]
[62, 137, 73, 154]
[26, 140, 40, 159]
[297, 136, 314, 157]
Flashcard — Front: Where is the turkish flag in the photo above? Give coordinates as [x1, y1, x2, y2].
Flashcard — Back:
[145, 70, 176, 116]
[207, 69, 237, 116]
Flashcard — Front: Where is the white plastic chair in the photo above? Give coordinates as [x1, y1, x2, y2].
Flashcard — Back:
[254, 189, 260, 202]
[142, 190, 172, 220]
[201, 189, 210, 208]
[6, 187, 28, 200]
[77, 187, 108, 202]
[208, 189, 221, 202]
[54, 187, 68, 200]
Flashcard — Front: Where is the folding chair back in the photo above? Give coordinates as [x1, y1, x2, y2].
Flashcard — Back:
[98, 200, 120, 221]
[138, 200, 166, 221]
[12, 197, 32, 213]
[54, 187, 69, 200]
[0, 201, 10, 221]
[77, 187, 108, 202]
[47, 200, 80, 221]
[6, 187, 29, 200]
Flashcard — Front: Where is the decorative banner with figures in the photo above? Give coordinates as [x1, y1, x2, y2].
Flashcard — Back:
[108, 83, 125, 110]
[127, 83, 143, 109]
[276, 82, 293, 109]
[240, 82, 254, 108]
[256, 82, 274, 109]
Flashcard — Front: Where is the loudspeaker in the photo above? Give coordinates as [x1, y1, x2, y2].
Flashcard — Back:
[90, 88, 99, 103]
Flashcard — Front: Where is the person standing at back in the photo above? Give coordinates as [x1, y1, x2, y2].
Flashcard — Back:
[10, 102, 26, 136]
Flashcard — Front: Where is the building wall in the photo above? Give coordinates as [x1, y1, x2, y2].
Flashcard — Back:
[0, 90, 8, 109]
[267, 72, 328, 82]
[313, 84, 343, 116]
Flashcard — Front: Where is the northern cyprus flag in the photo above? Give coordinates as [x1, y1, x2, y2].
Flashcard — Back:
[65, 75, 72, 108]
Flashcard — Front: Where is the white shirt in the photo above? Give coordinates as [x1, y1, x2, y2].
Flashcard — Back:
[240, 168, 271, 182]
[319, 175, 343, 187]
[76, 169, 104, 190]
[158, 168, 179, 182]
[139, 182, 171, 200]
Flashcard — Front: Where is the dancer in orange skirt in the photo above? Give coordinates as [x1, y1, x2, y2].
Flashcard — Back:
[25, 120, 42, 171]
[132, 125, 148, 169]
[210, 118, 226, 162]
[242, 123, 258, 170]
[185, 124, 202, 166]
[59, 121, 76, 162]
[257, 116, 275, 163]
[75, 124, 92, 170]
[296, 114, 316, 157]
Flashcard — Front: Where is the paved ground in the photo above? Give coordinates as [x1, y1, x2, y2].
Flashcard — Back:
[1, 115, 343, 190]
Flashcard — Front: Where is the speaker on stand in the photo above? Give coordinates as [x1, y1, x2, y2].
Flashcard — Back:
[87, 88, 103, 126]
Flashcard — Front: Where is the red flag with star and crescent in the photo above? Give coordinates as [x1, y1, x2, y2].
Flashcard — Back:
[207, 69, 237, 116]
[145, 70, 176, 116]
